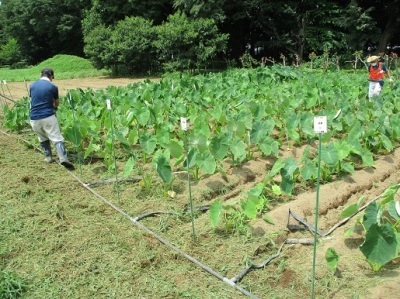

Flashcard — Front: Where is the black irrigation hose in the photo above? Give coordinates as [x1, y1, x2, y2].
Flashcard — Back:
[133, 211, 177, 222]
[68, 170, 261, 299]
[287, 193, 383, 237]
[0, 129, 260, 298]
[231, 241, 286, 283]
[2, 127, 382, 298]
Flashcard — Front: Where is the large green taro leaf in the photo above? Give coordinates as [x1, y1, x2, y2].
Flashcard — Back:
[229, 137, 246, 163]
[321, 143, 339, 167]
[360, 223, 398, 271]
[209, 200, 223, 227]
[196, 151, 216, 175]
[301, 158, 317, 180]
[155, 154, 172, 184]
[363, 201, 379, 231]
[139, 131, 157, 155]
[210, 134, 229, 161]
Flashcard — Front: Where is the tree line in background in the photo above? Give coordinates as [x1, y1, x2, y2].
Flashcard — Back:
[0, 0, 399, 74]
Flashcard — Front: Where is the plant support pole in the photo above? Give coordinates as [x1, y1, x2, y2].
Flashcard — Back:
[181, 117, 196, 241]
[4, 80, 14, 102]
[311, 115, 328, 299]
[311, 132, 322, 298]
[107, 99, 120, 202]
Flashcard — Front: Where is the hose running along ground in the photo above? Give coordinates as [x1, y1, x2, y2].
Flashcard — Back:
[0, 129, 261, 299]
[1, 129, 380, 297]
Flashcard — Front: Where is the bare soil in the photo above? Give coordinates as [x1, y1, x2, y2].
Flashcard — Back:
[1, 78, 399, 299]
[4, 77, 158, 101]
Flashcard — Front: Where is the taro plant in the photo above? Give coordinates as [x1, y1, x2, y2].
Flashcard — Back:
[343, 183, 400, 271]
[267, 157, 299, 195]
[154, 150, 174, 191]
[209, 183, 279, 233]
[2, 97, 29, 131]
[325, 247, 339, 273]
[209, 200, 249, 234]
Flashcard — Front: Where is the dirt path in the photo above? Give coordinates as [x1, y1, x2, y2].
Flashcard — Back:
[2, 77, 157, 101]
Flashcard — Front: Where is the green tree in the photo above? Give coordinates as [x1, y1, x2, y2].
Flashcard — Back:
[84, 17, 156, 74]
[110, 17, 156, 74]
[83, 0, 172, 29]
[83, 25, 113, 70]
[0, 0, 90, 64]
[358, 0, 400, 52]
[0, 38, 23, 66]
[243, 0, 376, 62]
[154, 12, 229, 72]
[341, 0, 378, 52]
[173, 0, 226, 23]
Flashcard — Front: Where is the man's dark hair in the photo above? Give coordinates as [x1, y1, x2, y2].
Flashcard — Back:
[41, 67, 54, 79]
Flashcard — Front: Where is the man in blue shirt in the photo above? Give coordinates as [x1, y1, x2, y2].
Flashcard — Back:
[30, 67, 74, 169]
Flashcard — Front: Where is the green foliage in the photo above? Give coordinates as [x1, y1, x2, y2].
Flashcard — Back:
[83, 25, 113, 70]
[0, 0, 89, 64]
[240, 52, 260, 68]
[113, 17, 156, 73]
[209, 183, 275, 233]
[2, 98, 30, 131]
[84, 17, 156, 75]
[325, 247, 339, 272]
[0, 38, 23, 67]
[343, 184, 400, 271]
[4, 67, 400, 196]
[84, 12, 228, 74]
[155, 152, 173, 186]
[0, 269, 26, 299]
[209, 199, 250, 234]
[241, 0, 379, 62]
[154, 12, 229, 72]
[173, 0, 226, 23]
[0, 0, 395, 71]
[341, 196, 365, 219]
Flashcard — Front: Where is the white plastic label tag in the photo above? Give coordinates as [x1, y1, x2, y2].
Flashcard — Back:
[106, 99, 112, 110]
[180, 117, 188, 131]
[314, 116, 327, 133]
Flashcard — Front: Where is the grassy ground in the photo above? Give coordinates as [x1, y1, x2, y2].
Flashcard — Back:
[0, 55, 108, 82]
[2, 130, 295, 299]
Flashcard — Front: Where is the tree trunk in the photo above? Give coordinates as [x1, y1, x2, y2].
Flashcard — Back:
[378, 14, 400, 53]
[295, 15, 308, 63]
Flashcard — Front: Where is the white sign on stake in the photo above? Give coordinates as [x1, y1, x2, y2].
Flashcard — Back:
[180, 117, 188, 131]
[106, 99, 112, 110]
[314, 116, 327, 134]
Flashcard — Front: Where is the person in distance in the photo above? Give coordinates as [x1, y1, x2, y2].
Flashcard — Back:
[367, 55, 394, 98]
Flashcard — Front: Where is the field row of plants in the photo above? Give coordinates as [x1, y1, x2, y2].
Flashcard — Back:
[2, 65, 400, 277]
[4, 66, 400, 193]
